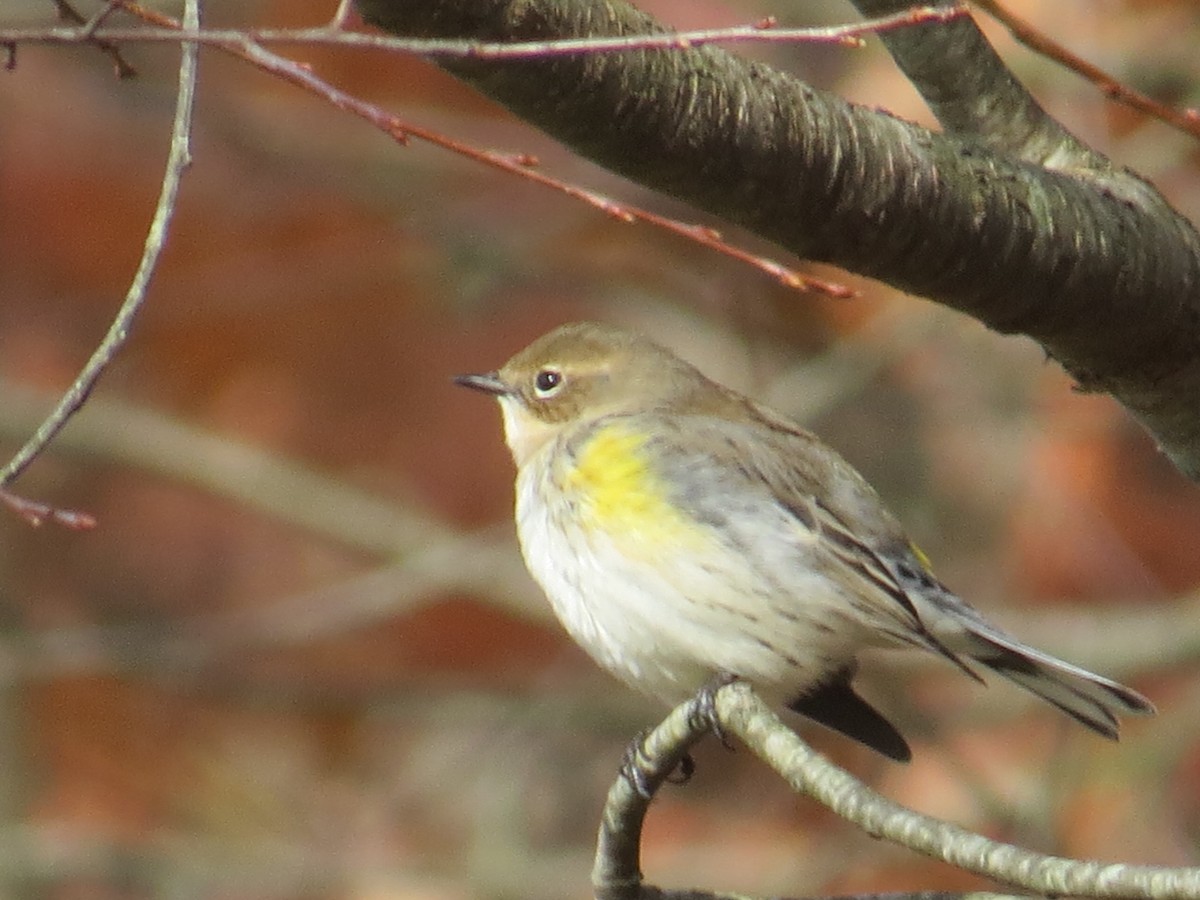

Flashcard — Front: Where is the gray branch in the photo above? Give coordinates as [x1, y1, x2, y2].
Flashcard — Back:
[599, 683, 1200, 900]
[0, 0, 199, 487]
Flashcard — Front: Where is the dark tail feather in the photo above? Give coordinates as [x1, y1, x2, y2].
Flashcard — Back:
[964, 626, 1155, 739]
[789, 677, 912, 762]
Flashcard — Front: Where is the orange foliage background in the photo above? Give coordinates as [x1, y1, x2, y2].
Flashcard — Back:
[1, 0, 1199, 897]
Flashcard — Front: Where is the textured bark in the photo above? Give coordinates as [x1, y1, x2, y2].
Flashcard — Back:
[356, 0, 1200, 478]
[850, 0, 1099, 164]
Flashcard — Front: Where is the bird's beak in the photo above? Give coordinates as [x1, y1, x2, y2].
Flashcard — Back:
[453, 371, 512, 396]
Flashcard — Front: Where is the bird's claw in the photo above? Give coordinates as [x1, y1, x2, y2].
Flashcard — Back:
[619, 675, 739, 799]
[689, 672, 738, 750]
[665, 752, 696, 786]
[619, 730, 696, 799]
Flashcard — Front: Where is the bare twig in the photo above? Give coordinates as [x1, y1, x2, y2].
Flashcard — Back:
[327, 0, 356, 31]
[0, 0, 198, 490]
[0, 4, 972, 298]
[3, 5, 968, 59]
[109, 4, 848, 296]
[48, 0, 136, 76]
[974, 0, 1200, 141]
[0, 489, 95, 530]
[80, 0, 126, 39]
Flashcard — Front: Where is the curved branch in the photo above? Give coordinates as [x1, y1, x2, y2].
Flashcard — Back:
[601, 683, 1200, 899]
[0, 0, 199, 487]
[593, 700, 709, 900]
[760, 685, 1200, 897]
[848, 0, 1099, 165]
[354, 0, 1200, 480]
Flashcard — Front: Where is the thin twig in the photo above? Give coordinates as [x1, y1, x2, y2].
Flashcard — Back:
[2, 5, 968, 59]
[0, 0, 198, 488]
[0, 4, 972, 298]
[974, 0, 1200, 140]
[80, 0, 126, 39]
[0, 489, 95, 530]
[327, 0, 356, 31]
[112, 3, 849, 296]
[49, 0, 136, 76]
[593, 695, 710, 899]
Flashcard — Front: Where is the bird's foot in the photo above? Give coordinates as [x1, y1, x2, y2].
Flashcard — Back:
[619, 731, 697, 799]
[618, 729, 653, 799]
[619, 675, 739, 799]
[665, 752, 696, 786]
[688, 672, 739, 751]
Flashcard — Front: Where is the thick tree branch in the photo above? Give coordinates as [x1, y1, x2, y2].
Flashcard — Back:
[849, 0, 1098, 165]
[355, 0, 1200, 479]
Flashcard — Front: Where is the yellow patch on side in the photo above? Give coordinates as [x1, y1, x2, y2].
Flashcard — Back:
[908, 541, 934, 572]
[561, 422, 705, 549]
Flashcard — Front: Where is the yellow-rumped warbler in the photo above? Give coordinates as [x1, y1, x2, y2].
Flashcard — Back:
[456, 321, 1153, 760]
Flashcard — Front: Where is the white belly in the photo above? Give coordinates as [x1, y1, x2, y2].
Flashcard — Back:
[513, 455, 867, 708]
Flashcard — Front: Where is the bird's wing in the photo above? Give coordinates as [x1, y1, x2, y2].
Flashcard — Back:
[646, 410, 974, 671]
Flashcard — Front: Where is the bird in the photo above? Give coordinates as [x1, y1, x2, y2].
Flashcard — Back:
[455, 321, 1154, 761]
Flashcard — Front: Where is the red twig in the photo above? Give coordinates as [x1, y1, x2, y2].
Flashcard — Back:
[49, 0, 137, 77]
[115, 3, 853, 296]
[0, 489, 96, 530]
[974, 0, 1200, 140]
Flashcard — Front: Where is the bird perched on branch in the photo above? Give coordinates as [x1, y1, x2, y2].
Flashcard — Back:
[457, 322, 1154, 761]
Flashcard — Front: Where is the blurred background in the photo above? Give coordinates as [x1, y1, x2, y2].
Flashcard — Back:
[1, 0, 1199, 897]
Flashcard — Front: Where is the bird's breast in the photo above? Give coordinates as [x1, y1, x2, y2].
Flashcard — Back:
[550, 421, 709, 551]
[512, 420, 868, 706]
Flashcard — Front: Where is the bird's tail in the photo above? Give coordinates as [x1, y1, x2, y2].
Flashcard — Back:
[961, 623, 1155, 738]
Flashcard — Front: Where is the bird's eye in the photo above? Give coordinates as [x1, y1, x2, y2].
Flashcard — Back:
[534, 369, 563, 397]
